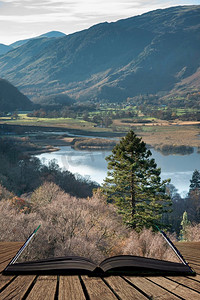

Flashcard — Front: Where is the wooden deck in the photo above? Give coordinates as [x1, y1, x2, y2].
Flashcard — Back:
[0, 242, 200, 299]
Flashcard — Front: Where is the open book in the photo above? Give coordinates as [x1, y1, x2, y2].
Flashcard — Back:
[4, 226, 195, 276]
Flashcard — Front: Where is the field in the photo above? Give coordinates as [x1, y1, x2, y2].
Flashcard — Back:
[0, 113, 200, 150]
[112, 118, 200, 148]
[1, 114, 95, 129]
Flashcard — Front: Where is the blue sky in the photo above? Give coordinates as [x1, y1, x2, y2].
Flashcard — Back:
[0, 0, 200, 44]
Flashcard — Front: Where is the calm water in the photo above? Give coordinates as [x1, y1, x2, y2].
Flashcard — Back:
[36, 146, 200, 196]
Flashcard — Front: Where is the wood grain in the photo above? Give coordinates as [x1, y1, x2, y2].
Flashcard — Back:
[26, 276, 57, 300]
[166, 276, 200, 293]
[125, 276, 180, 299]
[0, 275, 35, 300]
[59, 276, 86, 300]
[148, 276, 200, 299]
[82, 276, 117, 300]
[105, 276, 147, 300]
[0, 274, 14, 290]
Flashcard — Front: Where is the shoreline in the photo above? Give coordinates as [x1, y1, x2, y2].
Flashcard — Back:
[0, 122, 199, 156]
[22, 137, 200, 157]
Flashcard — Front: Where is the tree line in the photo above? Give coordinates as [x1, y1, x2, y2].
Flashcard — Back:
[0, 137, 98, 198]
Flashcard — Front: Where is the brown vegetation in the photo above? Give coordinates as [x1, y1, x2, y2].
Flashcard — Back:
[181, 224, 200, 242]
[0, 184, 13, 200]
[72, 138, 117, 150]
[0, 183, 179, 263]
[122, 229, 178, 262]
[113, 118, 200, 148]
[139, 125, 200, 148]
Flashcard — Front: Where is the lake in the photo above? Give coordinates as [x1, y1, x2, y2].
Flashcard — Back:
[36, 146, 200, 196]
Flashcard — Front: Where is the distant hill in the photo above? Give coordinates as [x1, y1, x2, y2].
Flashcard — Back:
[0, 6, 200, 102]
[0, 44, 13, 56]
[34, 93, 75, 107]
[10, 31, 66, 49]
[0, 79, 33, 111]
[0, 32, 66, 57]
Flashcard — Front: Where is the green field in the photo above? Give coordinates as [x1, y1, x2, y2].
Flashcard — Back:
[0, 114, 96, 129]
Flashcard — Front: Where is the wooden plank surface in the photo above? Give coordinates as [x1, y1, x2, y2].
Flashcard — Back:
[0, 242, 24, 272]
[26, 276, 57, 300]
[59, 276, 86, 300]
[148, 276, 200, 299]
[0, 275, 36, 300]
[166, 276, 200, 293]
[125, 276, 180, 299]
[0, 274, 15, 290]
[82, 276, 117, 300]
[105, 276, 147, 299]
[187, 263, 200, 274]
[0, 242, 200, 299]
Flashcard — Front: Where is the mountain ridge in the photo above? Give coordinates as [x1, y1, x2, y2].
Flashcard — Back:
[0, 31, 66, 57]
[0, 5, 199, 103]
[0, 44, 13, 56]
[10, 31, 66, 49]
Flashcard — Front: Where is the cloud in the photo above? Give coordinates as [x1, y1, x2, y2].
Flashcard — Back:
[0, 0, 198, 44]
[0, 1, 197, 20]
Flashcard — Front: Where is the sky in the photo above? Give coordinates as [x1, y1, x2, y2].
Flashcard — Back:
[0, 0, 200, 45]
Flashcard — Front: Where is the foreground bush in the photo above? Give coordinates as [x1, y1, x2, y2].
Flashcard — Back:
[0, 183, 178, 263]
[122, 228, 178, 262]
[180, 223, 200, 242]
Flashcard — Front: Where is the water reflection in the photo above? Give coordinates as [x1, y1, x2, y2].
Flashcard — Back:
[36, 146, 200, 196]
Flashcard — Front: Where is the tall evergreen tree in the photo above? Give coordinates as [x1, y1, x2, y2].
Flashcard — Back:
[186, 170, 200, 223]
[189, 170, 200, 191]
[102, 130, 171, 230]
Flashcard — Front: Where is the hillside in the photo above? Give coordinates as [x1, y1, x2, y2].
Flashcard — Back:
[0, 78, 33, 111]
[0, 5, 199, 102]
[0, 44, 13, 56]
[10, 31, 66, 49]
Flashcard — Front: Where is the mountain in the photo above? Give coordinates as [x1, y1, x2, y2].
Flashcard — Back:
[38, 31, 66, 39]
[0, 31, 66, 56]
[0, 6, 199, 103]
[10, 31, 66, 49]
[0, 44, 13, 56]
[0, 78, 33, 111]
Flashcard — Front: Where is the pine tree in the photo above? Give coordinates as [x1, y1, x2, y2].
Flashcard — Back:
[102, 130, 171, 230]
[189, 170, 200, 191]
[187, 170, 200, 223]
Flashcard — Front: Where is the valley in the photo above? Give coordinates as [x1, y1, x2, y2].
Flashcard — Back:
[0, 5, 199, 196]
[0, 6, 200, 103]
[0, 111, 199, 154]
[0, 7, 200, 275]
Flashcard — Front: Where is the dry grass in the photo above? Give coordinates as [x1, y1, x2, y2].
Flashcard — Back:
[139, 126, 200, 148]
[113, 118, 200, 148]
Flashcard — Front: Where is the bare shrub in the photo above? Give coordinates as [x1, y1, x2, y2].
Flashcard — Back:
[0, 184, 127, 263]
[0, 183, 179, 263]
[0, 200, 38, 241]
[181, 224, 200, 241]
[122, 228, 179, 262]
[0, 184, 13, 200]
[30, 181, 64, 208]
